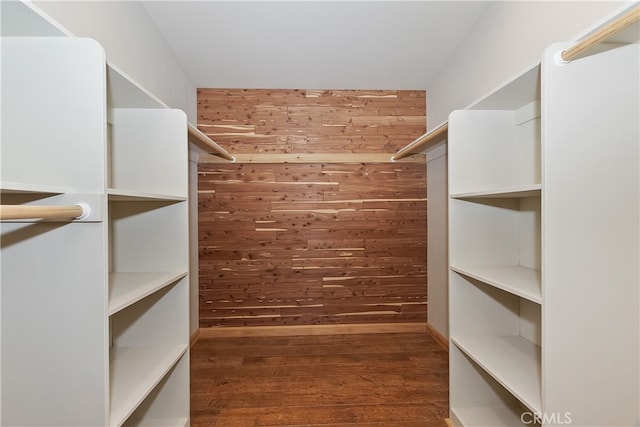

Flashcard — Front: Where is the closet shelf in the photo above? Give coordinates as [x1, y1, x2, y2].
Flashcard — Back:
[107, 188, 187, 202]
[123, 417, 189, 427]
[0, 181, 70, 195]
[451, 405, 529, 427]
[109, 344, 188, 427]
[451, 265, 541, 304]
[452, 336, 542, 414]
[450, 184, 541, 200]
[108, 272, 188, 316]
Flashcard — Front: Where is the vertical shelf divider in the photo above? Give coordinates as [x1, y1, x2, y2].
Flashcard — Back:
[448, 64, 542, 426]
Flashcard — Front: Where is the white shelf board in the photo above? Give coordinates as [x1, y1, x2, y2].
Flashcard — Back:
[109, 345, 187, 427]
[107, 63, 167, 110]
[451, 335, 541, 414]
[451, 405, 529, 427]
[451, 265, 542, 304]
[124, 417, 189, 427]
[108, 272, 187, 316]
[451, 184, 541, 200]
[0, 0, 70, 37]
[0, 181, 70, 195]
[470, 65, 541, 111]
[107, 188, 186, 202]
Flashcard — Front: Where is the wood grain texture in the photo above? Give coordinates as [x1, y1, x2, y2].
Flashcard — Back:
[0, 204, 84, 220]
[197, 89, 426, 155]
[394, 122, 449, 160]
[560, 4, 640, 62]
[199, 153, 425, 163]
[197, 88, 427, 328]
[190, 332, 449, 426]
[198, 323, 427, 338]
[198, 162, 427, 327]
[427, 323, 449, 353]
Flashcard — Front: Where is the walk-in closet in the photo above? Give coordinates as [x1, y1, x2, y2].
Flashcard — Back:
[1, 1, 638, 426]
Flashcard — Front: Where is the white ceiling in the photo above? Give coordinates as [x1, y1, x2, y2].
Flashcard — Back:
[142, 1, 489, 90]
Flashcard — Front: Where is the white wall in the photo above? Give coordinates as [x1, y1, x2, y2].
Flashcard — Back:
[425, 0, 632, 339]
[33, 1, 196, 122]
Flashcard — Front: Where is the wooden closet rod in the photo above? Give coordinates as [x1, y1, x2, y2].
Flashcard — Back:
[392, 122, 448, 161]
[0, 204, 87, 220]
[187, 123, 235, 162]
[561, 4, 640, 62]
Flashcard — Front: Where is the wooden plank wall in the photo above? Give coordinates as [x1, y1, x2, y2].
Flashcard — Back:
[197, 89, 426, 154]
[197, 89, 427, 327]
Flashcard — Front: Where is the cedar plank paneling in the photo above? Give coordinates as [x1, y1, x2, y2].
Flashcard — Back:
[199, 162, 426, 327]
[198, 89, 426, 327]
[198, 88, 425, 154]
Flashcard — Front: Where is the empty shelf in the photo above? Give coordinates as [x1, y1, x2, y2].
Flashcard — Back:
[451, 265, 541, 304]
[109, 345, 187, 427]
[108, 272, 187, 316]
[452, 335, 541, 414]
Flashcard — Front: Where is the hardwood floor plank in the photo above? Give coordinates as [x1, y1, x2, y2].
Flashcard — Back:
[191, 332, 449, 426]
[197, 403, 447, 427]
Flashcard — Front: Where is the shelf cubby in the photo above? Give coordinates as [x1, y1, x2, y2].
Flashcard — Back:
[448, 68, 540, 196]
[109, 200, 188, 273]
[450, 196, 541, 271]
[109, 279, 189, 426]
[121, 353, 190, 427]
[450, 345, 539, 427]
[108, 108, 187, 198]
[450, 275, 541, 417]
[452, 335, 541, 413]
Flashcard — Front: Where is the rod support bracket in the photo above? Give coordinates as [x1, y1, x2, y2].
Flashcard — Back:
[75, 203, 91, 220]
[555, 50, 570, 66]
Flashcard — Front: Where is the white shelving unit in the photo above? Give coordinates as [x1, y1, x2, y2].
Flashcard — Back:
[448, 20, 639, 427]
[448, 63, 543, 426]
[1, 3, 190, 426]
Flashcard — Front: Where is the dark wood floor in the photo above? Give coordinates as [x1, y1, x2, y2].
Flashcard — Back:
[190, 332, 449, 426]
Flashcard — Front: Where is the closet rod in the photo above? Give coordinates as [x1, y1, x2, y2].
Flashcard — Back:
[0, 204, 88, 220]
[561, 4, 640, 62]
[187, 123, 235, 162]
[392, 122, 448, 161]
